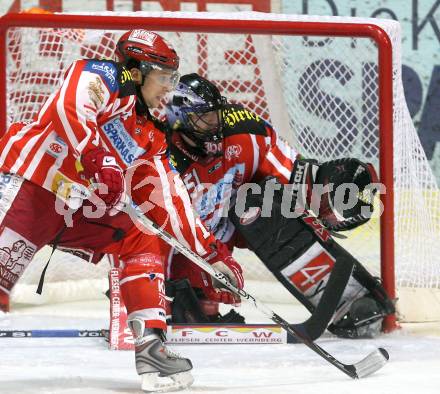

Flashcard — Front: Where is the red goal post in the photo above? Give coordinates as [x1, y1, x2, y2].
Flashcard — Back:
[0, 11, 436, 332]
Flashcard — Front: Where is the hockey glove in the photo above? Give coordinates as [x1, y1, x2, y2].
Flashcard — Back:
[315, 158, 378, 231]
[290, 158, 378, 231]
[81, 148, 124, 208]
[203, 241, 244, 305]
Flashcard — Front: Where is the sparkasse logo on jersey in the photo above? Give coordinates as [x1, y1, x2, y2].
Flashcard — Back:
[102, 118, 146, 165]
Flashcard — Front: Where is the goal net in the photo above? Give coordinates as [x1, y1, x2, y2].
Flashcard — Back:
[2, 11, 439, 328]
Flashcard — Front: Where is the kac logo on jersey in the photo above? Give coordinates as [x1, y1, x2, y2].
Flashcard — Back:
[49, 143, 63, 154]
[85, 61, 117, 92]
[46, 135, 67, 159]
[225, 144, 242, 161]
[102, 118, 146, 166]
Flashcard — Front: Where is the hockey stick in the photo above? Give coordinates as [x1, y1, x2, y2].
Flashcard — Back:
[125, 203, 389, 379]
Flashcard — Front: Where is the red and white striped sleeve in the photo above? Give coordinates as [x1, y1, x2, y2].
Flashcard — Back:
[49, 60, 128, 158]
[253, 123, 299, 184]
[127, 155, 217, 258]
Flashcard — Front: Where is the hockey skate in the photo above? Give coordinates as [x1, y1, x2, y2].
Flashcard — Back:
[129, 319, 194, 392]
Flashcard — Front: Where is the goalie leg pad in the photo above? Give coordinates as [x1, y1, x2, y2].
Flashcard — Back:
[231, 188, 353, 339]
[230, 180, 394, 339]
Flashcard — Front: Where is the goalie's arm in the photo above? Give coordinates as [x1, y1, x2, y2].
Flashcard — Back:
[249, 123, 378, 231]
[251, 122, 298, 183]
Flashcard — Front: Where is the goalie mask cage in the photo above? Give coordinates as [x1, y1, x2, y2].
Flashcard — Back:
[1, 11, 439, 331]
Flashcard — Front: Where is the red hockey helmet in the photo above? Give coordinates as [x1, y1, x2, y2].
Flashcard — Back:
[115, 30, 179, 72]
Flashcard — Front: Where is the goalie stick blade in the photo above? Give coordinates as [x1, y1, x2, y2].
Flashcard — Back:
[347, 347, 389, 379]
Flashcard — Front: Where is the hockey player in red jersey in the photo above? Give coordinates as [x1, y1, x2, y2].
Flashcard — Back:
[0, 33, 243, 392]
[163, 73, 395, 339]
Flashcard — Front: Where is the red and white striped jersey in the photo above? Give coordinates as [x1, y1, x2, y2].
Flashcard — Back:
[0, 59, 141, 207]
[168, 104, 299, 243]
[126, 123, 217, 259]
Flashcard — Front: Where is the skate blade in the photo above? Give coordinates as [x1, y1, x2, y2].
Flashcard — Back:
[141, 371, 194, 392]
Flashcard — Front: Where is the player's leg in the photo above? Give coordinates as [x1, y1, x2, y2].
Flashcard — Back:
[0, 174, 67, 311]
[54, 209, 133, 264]
[114, 228, 194, 392]
[53, 209, 193, 390]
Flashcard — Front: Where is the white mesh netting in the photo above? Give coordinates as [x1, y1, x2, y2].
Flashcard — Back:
[4, 12, 440, 317]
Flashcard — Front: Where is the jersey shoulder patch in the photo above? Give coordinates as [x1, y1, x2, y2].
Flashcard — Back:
[83, 60, 119, 92]
[83, 60, 135, 97]
[222, 104, 268, 138]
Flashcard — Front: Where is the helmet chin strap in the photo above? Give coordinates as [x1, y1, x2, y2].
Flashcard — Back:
[176, 132, 209, 159]
[180, 132, 198, 148]
[180, 131, 224, 159]
[135, 82, 149, 116]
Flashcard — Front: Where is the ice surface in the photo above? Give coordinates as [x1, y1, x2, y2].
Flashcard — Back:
[1, 300, 439, 394]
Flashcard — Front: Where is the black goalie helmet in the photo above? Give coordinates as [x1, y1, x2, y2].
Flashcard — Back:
[165, 73, 227, 153]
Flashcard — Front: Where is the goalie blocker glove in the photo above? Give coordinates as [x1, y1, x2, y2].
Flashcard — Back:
[81, 148, 124, 208]
[290, 157, 378, 231]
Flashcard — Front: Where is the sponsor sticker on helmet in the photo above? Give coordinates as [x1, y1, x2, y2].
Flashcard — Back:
[129, 30, 157, 47]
